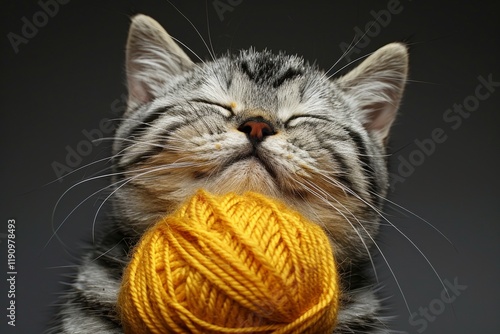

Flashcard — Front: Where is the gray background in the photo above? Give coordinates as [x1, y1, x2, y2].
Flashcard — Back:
[1, 1, 499, 333]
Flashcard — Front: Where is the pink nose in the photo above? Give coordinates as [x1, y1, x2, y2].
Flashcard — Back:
[238, 119, 275, 142]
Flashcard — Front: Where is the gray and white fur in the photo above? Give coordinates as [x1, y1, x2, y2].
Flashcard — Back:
[49, 14, 409, 333]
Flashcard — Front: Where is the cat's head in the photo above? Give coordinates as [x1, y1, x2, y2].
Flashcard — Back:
[112, 14, 408, 264]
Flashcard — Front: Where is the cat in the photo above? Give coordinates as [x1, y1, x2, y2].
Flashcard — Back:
[49, 14, 408, 333]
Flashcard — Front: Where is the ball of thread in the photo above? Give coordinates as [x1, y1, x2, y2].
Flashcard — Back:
[117, 190, 340, 334]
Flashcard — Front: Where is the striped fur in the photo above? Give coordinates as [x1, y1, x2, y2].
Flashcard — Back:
[49, 14, 408, 333]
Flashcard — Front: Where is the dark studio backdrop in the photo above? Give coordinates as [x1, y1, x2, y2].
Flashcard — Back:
[1, 1, 499, 333]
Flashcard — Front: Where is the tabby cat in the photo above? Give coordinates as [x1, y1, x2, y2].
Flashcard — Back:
[50, 14, 408, 333]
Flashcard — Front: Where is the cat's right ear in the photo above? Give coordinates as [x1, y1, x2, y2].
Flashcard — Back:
[335, 43, 408, 143]
[126, 14, 194, 109]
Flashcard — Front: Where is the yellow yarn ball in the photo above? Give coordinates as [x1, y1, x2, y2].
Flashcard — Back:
[117, 190, 340, 334]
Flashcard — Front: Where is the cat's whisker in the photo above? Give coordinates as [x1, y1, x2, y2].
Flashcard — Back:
[90, 161, 209, 242]
[48, 176, 128, 249]
[205, 0, 216, 61]
[91, 239, 127, 264]
[327, 52, 375, 80]
[322, 34, 359, 80]
[294, 179, 414, 317]
[316, 170, 452, 305]
[97, 137, 166, 149]
[301, 173, 412, 314]
[299, 178, 380, 283]
[340, 73, 409, 82]
[369, 190, 454, 246]
[48, 146, 139, 248]
[50, 169, 119, 246]
[46, 265, 81, 270]
[169, 36, 207, 66]
[112, 117, 194, 138]
[327, 63, 442, 87]
[291, 188, 326, 230]
[42, 155, 117, 187]
[49, 158, 193, 248]
[163, 0, 215, 62]
[323, 17, 385, 81]
[51, 149, 151, 226]
[333, 150, 392, 158]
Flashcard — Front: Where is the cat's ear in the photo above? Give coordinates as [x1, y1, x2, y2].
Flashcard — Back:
[126, 14, 194, 108]
[336, 43, 408, 142]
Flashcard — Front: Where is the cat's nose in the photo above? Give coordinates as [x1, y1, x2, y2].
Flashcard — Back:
[238, 118, 276, 143]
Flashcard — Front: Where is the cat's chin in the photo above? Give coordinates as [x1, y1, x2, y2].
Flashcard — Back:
[206, 158, 279, 196]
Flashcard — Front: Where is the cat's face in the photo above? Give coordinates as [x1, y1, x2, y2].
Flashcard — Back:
[112, 15, 408, 264]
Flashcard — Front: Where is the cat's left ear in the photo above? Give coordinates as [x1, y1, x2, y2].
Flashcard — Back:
[126, 14, 195, 109]
[336, 43, 409, 142]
